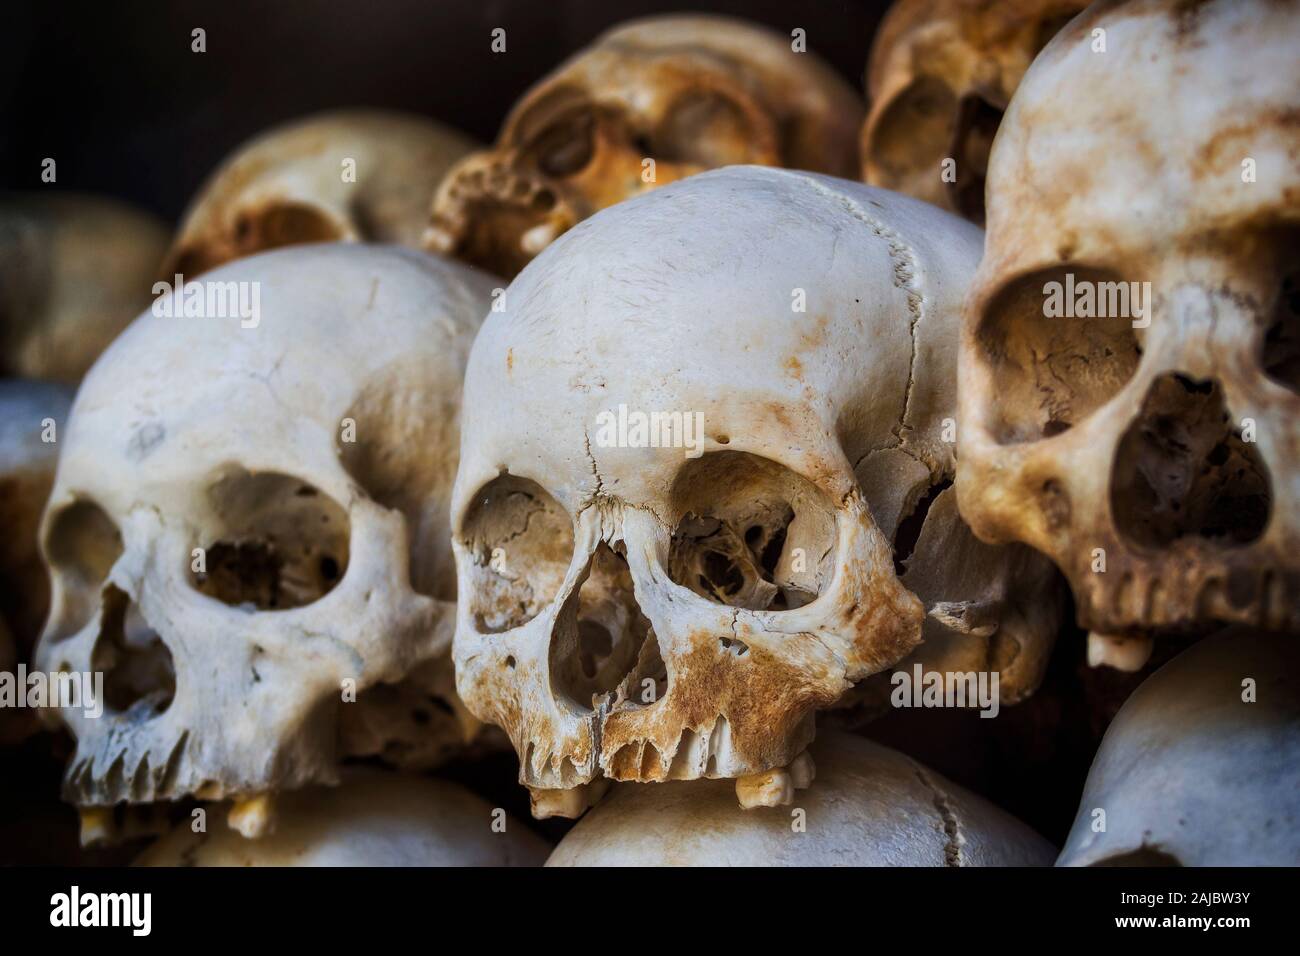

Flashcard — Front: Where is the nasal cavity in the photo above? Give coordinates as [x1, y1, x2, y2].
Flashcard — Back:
[90, 585, 175, 716]
[548, 543, 654, 713]
[1110, 373, 1270, 549]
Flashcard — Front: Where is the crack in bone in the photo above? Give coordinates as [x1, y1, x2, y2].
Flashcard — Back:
[911, 764, 965, 867]
[797, 174, 925, 462]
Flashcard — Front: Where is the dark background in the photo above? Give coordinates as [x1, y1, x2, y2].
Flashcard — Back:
[1, 1, 887, 221]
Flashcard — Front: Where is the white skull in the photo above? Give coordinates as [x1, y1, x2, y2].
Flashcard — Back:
[957, 0, 1300, 641]
[451, 166, 1062, 817]
[860, 0, 1087, 223]
[34, 244, 495, 813]
[136, 768, 550, 866]
[1, 194, 169, 382]
[547, 731, 1054, 865]
[427, 15, 864, 278]
[1058, 628, 1299, 866]
[162, 110, 477, 279]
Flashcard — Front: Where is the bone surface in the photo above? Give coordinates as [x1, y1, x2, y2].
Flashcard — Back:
[426, 15, 864, 278]
[34, 243, 495, 810]
[957, 0, 1300, 636]
[0, 194, 169, 382]
[1059, 628, 1300, 866]
[163, 110, 477, 278]
[450, 165, 1062, 811]
[547, 731, 1055, 866]
[861, 0, 1087, 223]
[137, 769, 550, 866]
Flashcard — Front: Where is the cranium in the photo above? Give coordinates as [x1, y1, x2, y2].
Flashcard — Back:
[1059, 628, 1299, 866]
[861, 0, 1087, 223]
[426, 15, 864, 278]
[34, 244, 494, 820]
[451, 165, 1062, 818]
[548, 731, 1054, 866]
[1, 194, 168, 382]
[957, 0, 1300, 649]
[162, 110, 477, 279]
[137, 768, 550, 866]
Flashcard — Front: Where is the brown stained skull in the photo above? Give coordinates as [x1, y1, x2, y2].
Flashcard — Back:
[957, 0, 1300, 642]
[426, 15, 864, 278]
[452, 167, 1062, 818]
[162, 110, 477, 279]
[861, 0, 1088, 224]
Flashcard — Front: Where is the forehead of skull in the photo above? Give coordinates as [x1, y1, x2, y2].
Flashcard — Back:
[182, 111, 472, 220]
[454, 167, 971, 514]
[869, 0, 1085, 97]
[60, 245, 489, 503]
[980, 0, 1300, 280]
[503, 15, 836, 139]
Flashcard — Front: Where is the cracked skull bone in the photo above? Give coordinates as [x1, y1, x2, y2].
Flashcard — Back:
[426, 15, 864, 278]
[163, 110, 477, 279]
[34, 244, 495, 810]
[451, 165, 1062, 816]
[957, 0, 1300, 638]
[861, 0, 1087, 224]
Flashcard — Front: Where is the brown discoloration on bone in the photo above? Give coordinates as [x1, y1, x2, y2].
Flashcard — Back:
[861, 0, 1088, 222]
[600, 635, 835, 781]
[958, 0, 1300, 639]
[427, 16, 863, 278]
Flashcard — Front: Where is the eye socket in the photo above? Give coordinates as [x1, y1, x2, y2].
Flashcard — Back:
[950, 94, 1002, 224]
[976, 266, 1142, 444]
[530, 111, 597, 179]
[655, 92, 758, 167]
[191, 470, 350, 611]
[666, 451, 837, 611]
[43, 499, 124, 640]
[866, 76, 956, 193]
[1262, 244, 1300, 394]
[235, 203, 342, 252]
[91, 584, 175, 717]
[460, 475, 574, 633]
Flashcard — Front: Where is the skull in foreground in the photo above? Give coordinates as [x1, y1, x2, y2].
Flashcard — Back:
[452, 166, 1062, 818]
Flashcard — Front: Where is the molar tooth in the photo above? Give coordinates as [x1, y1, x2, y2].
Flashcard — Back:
[1086, 631, 1153, 672]
[228, 793, 277, 839]
[736, 769, 793, 809]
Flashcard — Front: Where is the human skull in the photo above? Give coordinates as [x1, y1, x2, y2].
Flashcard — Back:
[426, 15, 864, 278]
[860, 0, 1087, 223]
[162, 110, 477, 279]
[137, 768, 550, 866]
[0, 380, 73, 654]
[1058, 627, 1299, 866]
[548, 731, 1054, 865]
[957, 0, 1300, 643]
[451, 166, 1062, 818]
[0, 194, 169, 382]
[34, 244, 495, 815]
